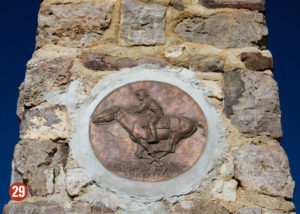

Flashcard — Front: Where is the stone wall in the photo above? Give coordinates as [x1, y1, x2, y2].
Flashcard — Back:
[3, 0, 296, 213]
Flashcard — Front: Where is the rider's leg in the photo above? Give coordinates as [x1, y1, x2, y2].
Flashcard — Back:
[149, 122, 157, 141]
[149, 115, 160, 141]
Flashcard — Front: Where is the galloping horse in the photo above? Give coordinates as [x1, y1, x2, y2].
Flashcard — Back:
[92, 106, 204, 163]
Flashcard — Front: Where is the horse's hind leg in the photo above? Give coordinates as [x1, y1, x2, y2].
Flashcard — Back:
[153, 151, 169, 159]
[135, 144, 144, 158]
[169, 133, 182, 153]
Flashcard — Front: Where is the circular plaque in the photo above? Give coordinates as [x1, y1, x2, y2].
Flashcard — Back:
[90, 81, 207, 182]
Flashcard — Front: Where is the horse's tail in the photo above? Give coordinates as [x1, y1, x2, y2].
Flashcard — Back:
[197, 120, 207, 135]
[197, 120, 204, 128]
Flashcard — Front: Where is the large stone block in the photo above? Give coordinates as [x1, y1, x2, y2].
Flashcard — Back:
[119, 0, 166, 46]
[233, 144, 295, 199]
[13, 140, 69, 196]
[20, 105, 69, 141]
[37, 2, 114, 47]
[18, 58, 73, 116]
[201, 0, 265, 11]
[175, 12, 268, 49]
[223, 70, 282, 139]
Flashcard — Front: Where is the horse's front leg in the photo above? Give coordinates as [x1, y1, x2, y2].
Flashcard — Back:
[135, 144, 144, 158]
[140, 139, 155, 154]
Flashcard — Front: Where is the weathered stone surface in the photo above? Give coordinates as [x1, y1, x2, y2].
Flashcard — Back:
[233, 144, 295, 199]
[18, 58, 73, 116]
[170, 0, 184, 10]
[66, 168, 91, 196]
[237, 207, 284, 214]
[13, 140, 69, 196]
[201, 0, 265, 11]
[241, 52, 273, 71]
[224, 70, 282, 139]
[37, 2, 114, 47]
[82, 52, 138, 71]
[175, 13, 268, 49]
[3, 201, 64, 214]
[237, 189, 295, 212]
[20, 105, 69, 141]
[172, 200, 230, 214]
[119, 0, 166, 46]
[211, 179, 238, 202]
[190, 56, 224, 72]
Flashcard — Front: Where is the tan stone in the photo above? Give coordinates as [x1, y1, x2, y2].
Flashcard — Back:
[211, 179, 238, 202]
[236, 189, 295, 212]
[33, 44, 78, 59]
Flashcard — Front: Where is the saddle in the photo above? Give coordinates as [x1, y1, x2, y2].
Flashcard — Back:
[155, 116, 170, 129]
[139, 115, 170, 129]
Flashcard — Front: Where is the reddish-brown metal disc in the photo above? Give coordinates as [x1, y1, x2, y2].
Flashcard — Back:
[90, 81, 207, 182]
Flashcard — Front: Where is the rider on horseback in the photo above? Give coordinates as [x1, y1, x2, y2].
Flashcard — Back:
[134, 89, 163, 142]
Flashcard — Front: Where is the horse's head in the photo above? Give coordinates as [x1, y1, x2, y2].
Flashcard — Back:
[91, 106, 120, 124]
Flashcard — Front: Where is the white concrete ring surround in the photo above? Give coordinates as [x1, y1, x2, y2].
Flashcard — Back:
[66, 65, 222, 201]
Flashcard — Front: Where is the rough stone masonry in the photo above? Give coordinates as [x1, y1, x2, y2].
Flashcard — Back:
[3, 0, 296, 213]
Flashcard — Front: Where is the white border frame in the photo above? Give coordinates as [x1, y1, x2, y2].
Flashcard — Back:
[66, 65, 222, 201]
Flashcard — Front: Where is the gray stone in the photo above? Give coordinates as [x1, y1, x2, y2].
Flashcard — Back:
[20, 105, 69, 141]
[2, 201, 64, 214]
[233, 144, 295, 199]
[224, 70, 282, 139]
[119, 0, 166, 46]
[175, 12, 268, 49]
[18, 58, 73, 117]
[37, 2, 114, 47]
[241, 52, 273, 71]
[201, 0, 265, 11]
[189, 56, 224, 72]
[13, 140, 69, 196]
[82, 52, 138, 71]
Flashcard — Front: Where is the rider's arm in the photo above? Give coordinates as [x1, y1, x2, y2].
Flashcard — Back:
[135, 100, 149, 113]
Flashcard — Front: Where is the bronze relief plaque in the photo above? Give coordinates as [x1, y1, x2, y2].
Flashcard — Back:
[90, 81, 208, 182]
